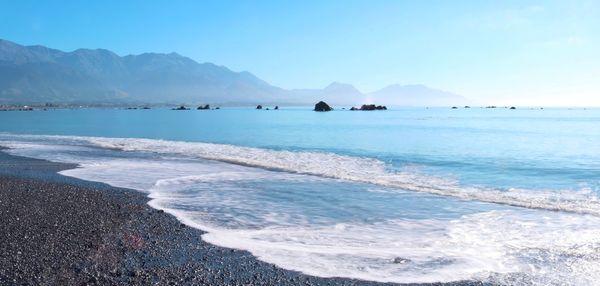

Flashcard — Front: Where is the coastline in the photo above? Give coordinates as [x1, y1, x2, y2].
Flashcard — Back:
[0, 149, 481, 285]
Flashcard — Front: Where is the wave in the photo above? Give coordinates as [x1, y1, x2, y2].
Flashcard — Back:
[2, 134, 600, 216]
[85, 136, 600, 216]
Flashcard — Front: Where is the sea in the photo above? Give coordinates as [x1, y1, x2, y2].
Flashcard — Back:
[1, 106, 599, 285]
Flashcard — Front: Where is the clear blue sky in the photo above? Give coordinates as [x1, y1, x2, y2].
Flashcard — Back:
[1, 0, 599, 106]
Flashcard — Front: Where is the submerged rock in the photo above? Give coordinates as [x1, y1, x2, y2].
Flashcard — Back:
[392, 257, 411, 264]
[314, 101, 332, 112]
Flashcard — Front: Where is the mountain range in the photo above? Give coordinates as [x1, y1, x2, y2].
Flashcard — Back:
[0, 39, 468, 106]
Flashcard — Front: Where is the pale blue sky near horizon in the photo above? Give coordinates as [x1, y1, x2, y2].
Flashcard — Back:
[1, 0, 599, 106]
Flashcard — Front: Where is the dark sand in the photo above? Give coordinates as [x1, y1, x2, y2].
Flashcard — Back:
[0, 150, 483, 285]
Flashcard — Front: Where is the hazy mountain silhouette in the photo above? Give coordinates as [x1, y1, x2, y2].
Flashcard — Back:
[0, 39, 468, 106]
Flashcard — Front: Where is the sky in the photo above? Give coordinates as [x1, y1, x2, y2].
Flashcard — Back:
[1, 0, 599, 106]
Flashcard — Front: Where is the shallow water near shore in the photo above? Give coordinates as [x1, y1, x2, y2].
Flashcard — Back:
[1, 107, 600, 284]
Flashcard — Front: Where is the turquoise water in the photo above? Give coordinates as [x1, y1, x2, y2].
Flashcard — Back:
[1, 107, 600, 284]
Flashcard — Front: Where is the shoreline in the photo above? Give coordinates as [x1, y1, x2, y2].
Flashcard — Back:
[0, 149, 481, 285]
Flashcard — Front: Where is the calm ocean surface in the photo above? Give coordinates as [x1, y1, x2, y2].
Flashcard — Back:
[1, 107, 600, 284]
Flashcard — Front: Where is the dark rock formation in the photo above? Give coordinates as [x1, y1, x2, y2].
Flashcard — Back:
[352, 104, 387, 111]
[274, 106, 279, 110]
[361, 104, 376, 111]
[197, 104, 210, 110]
[314, 101, 332, 112]
[451, 106, 458, 109]
[256, 105, 262, 110]
[350, 107, 357, 111]
[172, 106, 189, 110]
[510, 106, 516, 110]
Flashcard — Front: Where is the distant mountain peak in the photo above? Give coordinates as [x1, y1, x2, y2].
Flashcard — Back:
[324, 82, 361, 93]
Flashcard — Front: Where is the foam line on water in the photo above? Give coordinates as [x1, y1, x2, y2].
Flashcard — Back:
[2, 134, 600, 216]
[87, 136, 600, 216]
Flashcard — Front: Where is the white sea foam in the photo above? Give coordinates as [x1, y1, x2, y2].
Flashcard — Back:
[142, 171, 600, 284]
[150, 183, 600, 284]
[2, 134, 600, 216]
[75, 135, 600, 216]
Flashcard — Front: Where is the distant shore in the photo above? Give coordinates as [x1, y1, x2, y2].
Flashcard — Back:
[0, 149, 480, 285]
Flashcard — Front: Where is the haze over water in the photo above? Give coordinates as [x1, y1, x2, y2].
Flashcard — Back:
[1, 107, 600, 284]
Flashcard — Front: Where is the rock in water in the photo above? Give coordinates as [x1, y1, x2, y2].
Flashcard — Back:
[314, 101, 332, 112]
[172, 106, 189, 110]
[360, 104, 376, 111]
[274, 106, 279, 110]
[510, 106, 516, 109]
[392, 257, 411, 264]
[256, 105, 263, 110]
[356, 104, 387, 111]
[197, 104, 210, 110]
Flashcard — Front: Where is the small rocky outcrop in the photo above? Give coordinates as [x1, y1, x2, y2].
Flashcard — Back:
[350, 104, 387, 111]
[274, 106, 279, 110]
[314, 101, 332, 112]
[172, 106, 189, 110]
[510, 106, 516, 110]
[256, 105, 263, 110]
[197, 104, 210, 110]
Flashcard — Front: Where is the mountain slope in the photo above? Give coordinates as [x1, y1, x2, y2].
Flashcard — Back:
[0, 39, 283, 104]
[0, 39, 468, 106]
